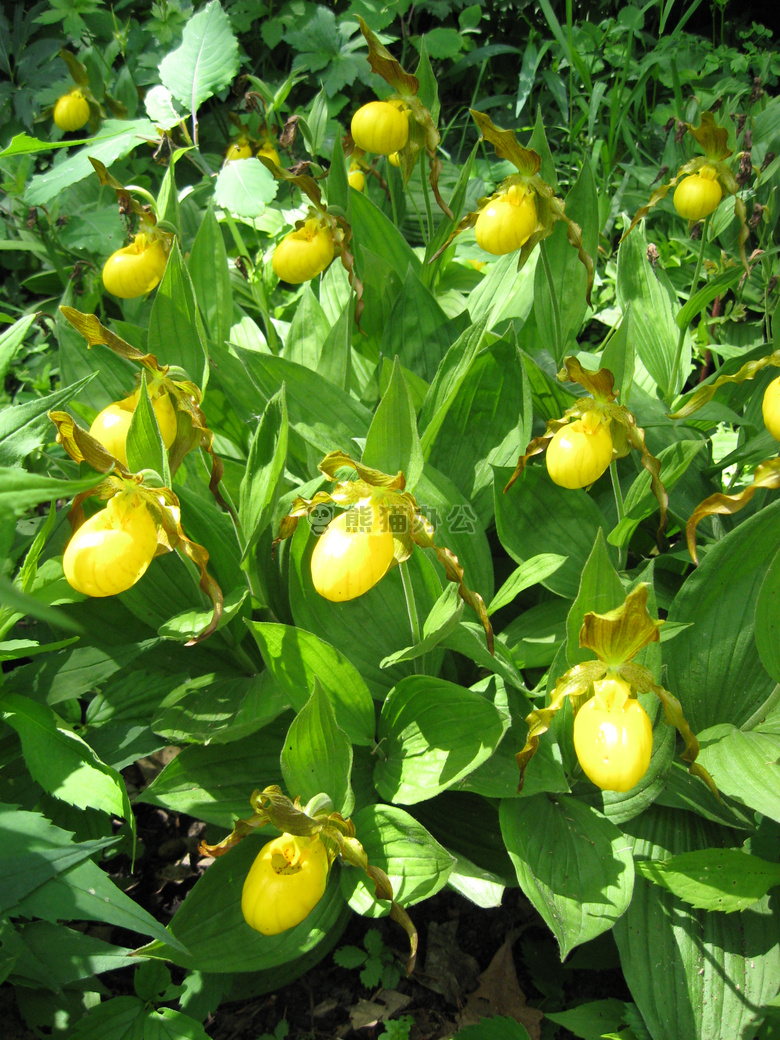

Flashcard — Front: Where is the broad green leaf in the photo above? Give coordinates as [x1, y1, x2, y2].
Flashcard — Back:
[6, 920, 133, 990]
[246, 622, 375, 745]
[382, 270, 460, 384]
[340, 804, 455, 916]
[362, 357, 424, 491]
[238, 387, 288, 562]
[500, 795, 635, 957]
[0, 370, 97, 463]
[488, 554, 567, 615]
[495, 465, 616, 599]
[0, 469, 103, 516]
[665, 500, 780, 731]
[142, 835, 350, 972]
[282, 286, 331, 370]
[152, 670, 288, 746]
[281, 678, 354, 816]
[1, 694, 131, 822]
[608, 439, 705, 548]
[423, 334, 528, 527]
[755, 549, 780, 683]
[417, 461, 494, 602]
[138, 718, 291, 826]
[457, 1018, 531, 1040]
[374, 675, 510, 804]
[0, 314, 36, 384]
[544, 1000, 628, 1040]
[600, 307, 634, 406]
[614, 806, 780, 1040]
[349, 189, 421, 281]
[696, 724, 780, 824]
[14, 853, 185, 949]
[25, 120, 157, 205]
[467, 250, 537, 327]
[0, 804, 117, 911]
[636, 847, 780, 913]
[419, 319, 489, 440]
[149, 241, 208, 390]
[616, 223, 687, 399]
[234, 348, 372, 460]
[534, 159, 598, 363]
[158, 0, 239, 112]
[126, 372, 171, 483]
[52, 996, 146, 1040]
[188, 202, 233, 349]
[213, 158, 278, 219]
[380, 582, 464, 666]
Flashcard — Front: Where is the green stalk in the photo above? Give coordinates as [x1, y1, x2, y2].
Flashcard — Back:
[669, 213, 711, 404]
[609, 460, 625, 569]
[222, 210, 281, 353]
[539, 239, 564, 362]
[420, 152, 434, 245]
[399, 560, 424, 675]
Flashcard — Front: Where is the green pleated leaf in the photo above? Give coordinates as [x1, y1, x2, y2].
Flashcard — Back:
[152, 670, 288, 747]
[0, 804, 118, 912]
[246, 622, 375, 746]
[608, 439, 705, 549]
[0, 314, 36, 385]
[665, 500, 780, 731]
[148, 240, 208, 389]
[636, 847, 780, 913]
[488, 554, 567, 615]
[534, 159, 598, 363]
[340, 804, 455, 917]
[422, 333, 528, 527]
[0, 468, 104, 516]
[755, 549, 780, 683]
[614, 806, 780, 1040]
[188, 201, 233, 349]
[495, 465, 615, 599]
[158, 0, 239, 112]
[696, 724, 780, 824]
[14, 853, 185, 949]
[126, 372, 171, 483]
[616, 223, 686, 399]
[349, 189, 421, 281]
[281, 678, 354, 817]
[500, 795, 635, 958]
[141, 835, 350, 973]
[0, 694, 131, 823]
[137, 719, 290, 827]
[380, 582, 463, 666]
[234, 348, 372, 460]
[362, 357, 424, 491]
[381, 269, 460, 384]
[238, 387, 288, 562]
[374, 674, 510, 804]
[0, 372, 96, 467]
[5, 920, 133, 991]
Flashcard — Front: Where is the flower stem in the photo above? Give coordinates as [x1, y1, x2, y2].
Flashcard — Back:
[610, 460, 625, 569]
[399, 559, 423, 675]
[221, 210, 280, 353]
[669, 214, 711, 404]
[420, 152, 434, 244]
[539, 240, 564, 363]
